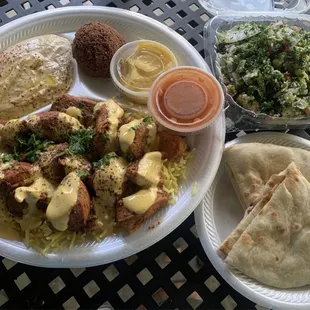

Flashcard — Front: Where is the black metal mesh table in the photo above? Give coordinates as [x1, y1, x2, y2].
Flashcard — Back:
[0, 1, 309, 309]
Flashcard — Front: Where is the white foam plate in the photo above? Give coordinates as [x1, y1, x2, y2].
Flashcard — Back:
[0, 7, 225, 267]
[195, 132, 310, 310]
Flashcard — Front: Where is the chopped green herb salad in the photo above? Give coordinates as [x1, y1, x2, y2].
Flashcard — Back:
[218, 22, 310, 117]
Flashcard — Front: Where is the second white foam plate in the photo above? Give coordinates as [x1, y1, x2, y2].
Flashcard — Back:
[195, 132, 310, 310]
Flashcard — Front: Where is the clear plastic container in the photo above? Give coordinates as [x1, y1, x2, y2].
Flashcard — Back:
[204, 12, 310, 130]
[110, 40, 177, 104]
[148, 66, 224, 135]
[199, 0, 310, 16]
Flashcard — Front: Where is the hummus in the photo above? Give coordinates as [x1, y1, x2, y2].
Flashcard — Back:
[0, 35, 74, 119]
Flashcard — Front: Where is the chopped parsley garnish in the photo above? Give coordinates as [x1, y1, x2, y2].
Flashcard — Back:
[129, 117, 153, 131]
[77, 171, 89, 179]
[14, 133, 53, 163]
[0, 154, 14, 163]
[93, 154, 118, 169]
[66, 129, 94, 155]
[142, 116, 153, 125]
[100, 134, 110, 141]
[76, 101, 85, 106]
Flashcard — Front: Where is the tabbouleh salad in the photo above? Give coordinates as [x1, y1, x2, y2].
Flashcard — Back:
[217, 21, 310, 117]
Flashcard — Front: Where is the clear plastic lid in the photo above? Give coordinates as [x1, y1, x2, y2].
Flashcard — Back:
[198, 0, 310, 15]
[204, 12, 310, 130]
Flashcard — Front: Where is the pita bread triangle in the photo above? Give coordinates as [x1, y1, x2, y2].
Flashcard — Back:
[224, 143, 310, 210]
[218, 162, 291, 258]
[223, 162, 310, 288]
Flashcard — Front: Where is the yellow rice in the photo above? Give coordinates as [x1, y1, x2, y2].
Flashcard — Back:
[162, 150, 194, 204]
[21, 223, 87, 255]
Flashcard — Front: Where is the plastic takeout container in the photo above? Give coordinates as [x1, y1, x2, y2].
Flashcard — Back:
[199, 0, 310, 16]
[204, 12, 310, 130]
[110, 40, 177, 104]
[148, 66, 224, 135]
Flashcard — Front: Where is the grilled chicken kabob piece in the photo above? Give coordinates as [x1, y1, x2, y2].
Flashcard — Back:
[91, 100, 124, 159]
[116, 151, 169, 233]
[37, 143, 92, 183]
[0, 161, 53, 230]
[26, 111, 83, 142]
[157, 130, 187, 161]
[118, 116, 158, 160]
[51, 94, 97, 127]
[6, 177, 55, 230]
[90, 153, 132, 235]
[0, 161, 41, 193]
[118, 116, 186, 161]
[46, 172, 91, 232]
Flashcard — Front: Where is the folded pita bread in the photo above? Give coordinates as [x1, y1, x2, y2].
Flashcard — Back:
[224, 143, 310, 210]
[224, 162, 310, 288]
[218, 163, 292, 258]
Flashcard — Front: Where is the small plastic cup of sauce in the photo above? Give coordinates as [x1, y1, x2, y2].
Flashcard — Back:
[110, 40, 177, 104]
[148, 66, 224, 135]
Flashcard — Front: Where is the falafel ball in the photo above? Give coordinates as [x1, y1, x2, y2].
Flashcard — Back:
[72, 22, 125, 77]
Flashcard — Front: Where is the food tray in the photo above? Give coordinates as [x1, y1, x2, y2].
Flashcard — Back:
[0, 7, 225, 268]
[195, 131, 310, 310]
[199, 0, 310, 16]
[204, 12, 310, 130]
